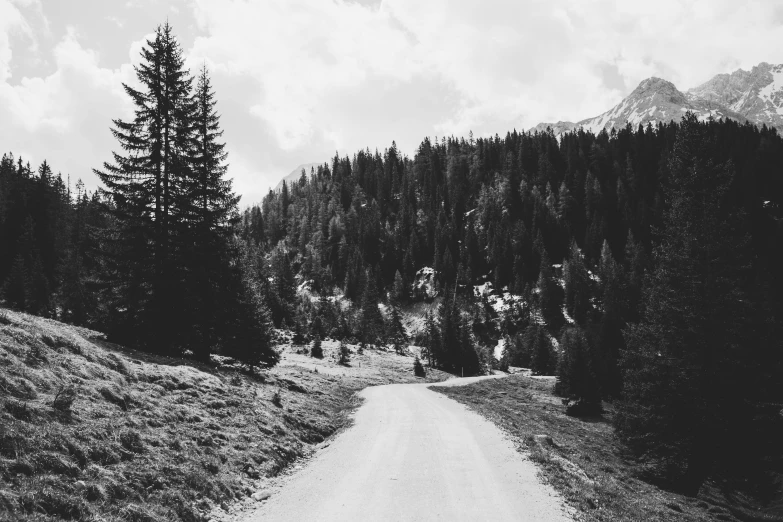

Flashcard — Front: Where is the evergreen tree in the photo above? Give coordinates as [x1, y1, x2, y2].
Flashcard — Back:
[391, 269, 407, 304]
[337, 341, 350, 365]
[563, 240, 590, 324]
[95, 23, 195, 351]
[526, 323, 555, 375]
[617, 113, 758, 496]
[186, 64, 240, 360]
[3, 254, 27, 310]
[310, 334, 323, 358]
[537, 258, 563, 332]
[359, 268, 384, 345]
[556, 326, 601, 415]
[387, 304, 407, 353]
[423, 311, 440, 367]
[222, 257, 278, 370]
[413, 355, 426, 377]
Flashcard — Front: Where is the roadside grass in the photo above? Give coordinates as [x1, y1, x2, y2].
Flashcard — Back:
[0, 308, 446, 522]
[434, 374, 782, 522]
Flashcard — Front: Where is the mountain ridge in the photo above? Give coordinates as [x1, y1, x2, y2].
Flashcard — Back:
[532, 62, 782, 135]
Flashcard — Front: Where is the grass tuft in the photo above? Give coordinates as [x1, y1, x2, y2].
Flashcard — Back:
[53, 384, 78, 412]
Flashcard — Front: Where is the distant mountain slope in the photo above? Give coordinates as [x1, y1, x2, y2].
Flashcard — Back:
[687, 62, 783, 131]
[532, 62, 783, 135]
[528, 121, 577, 135]
[275, 162, 323, 192]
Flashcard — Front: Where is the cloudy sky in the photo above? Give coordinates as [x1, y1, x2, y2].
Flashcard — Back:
[2, 0, 783, 204]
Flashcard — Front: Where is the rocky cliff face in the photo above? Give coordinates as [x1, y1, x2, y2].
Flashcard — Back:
[533, 62, 783, 135]
[687, 62, 783, 131]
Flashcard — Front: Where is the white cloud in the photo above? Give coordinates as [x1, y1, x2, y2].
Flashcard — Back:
[106, 15, 124, 28]
[0, 26, 136, 133]
[2, 0, 783, 200]
[0, 0, 34, 81]
[0, 22, 147, 185]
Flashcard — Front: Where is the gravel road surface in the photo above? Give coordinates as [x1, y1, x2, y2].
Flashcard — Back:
[250, 376, 571, 521]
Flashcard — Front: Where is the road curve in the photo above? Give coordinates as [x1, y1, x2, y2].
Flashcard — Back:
[250, 376, 571, 521]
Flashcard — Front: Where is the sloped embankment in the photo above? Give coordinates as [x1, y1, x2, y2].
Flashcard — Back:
[0, 309, 434, 521]
[435, 374, 783, 522]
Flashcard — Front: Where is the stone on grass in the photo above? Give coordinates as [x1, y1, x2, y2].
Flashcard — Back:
[252, 490, 272, 501]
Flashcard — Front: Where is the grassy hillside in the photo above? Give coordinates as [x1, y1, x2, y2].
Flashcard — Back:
[0, 308, 445, 522]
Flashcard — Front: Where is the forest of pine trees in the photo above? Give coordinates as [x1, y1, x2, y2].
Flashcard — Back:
[0, 21, 781, 498]
[236, 113, 783, 496]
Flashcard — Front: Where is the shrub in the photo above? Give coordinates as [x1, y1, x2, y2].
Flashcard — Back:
[413, 356, 426, 378]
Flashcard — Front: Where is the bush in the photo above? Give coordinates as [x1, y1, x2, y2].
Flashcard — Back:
[310, 335, 323, 358]
[413, 356, 426, 378]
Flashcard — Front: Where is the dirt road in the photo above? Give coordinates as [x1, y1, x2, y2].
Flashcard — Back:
[250, 376, 571, 521]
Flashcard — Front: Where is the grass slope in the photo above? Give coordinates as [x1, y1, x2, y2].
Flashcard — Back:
[0, 308, 444, 522]
[434, 374, 782, 522]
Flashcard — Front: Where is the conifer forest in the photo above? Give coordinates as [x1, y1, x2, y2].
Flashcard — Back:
[1, 23, 782, 500]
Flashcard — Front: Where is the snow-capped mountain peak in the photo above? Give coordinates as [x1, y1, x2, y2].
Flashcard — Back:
[531, 62, 783, 136]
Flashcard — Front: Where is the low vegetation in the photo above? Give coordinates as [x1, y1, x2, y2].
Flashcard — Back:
[434, 374, 783, 522]
[0, 308, 446, 521]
